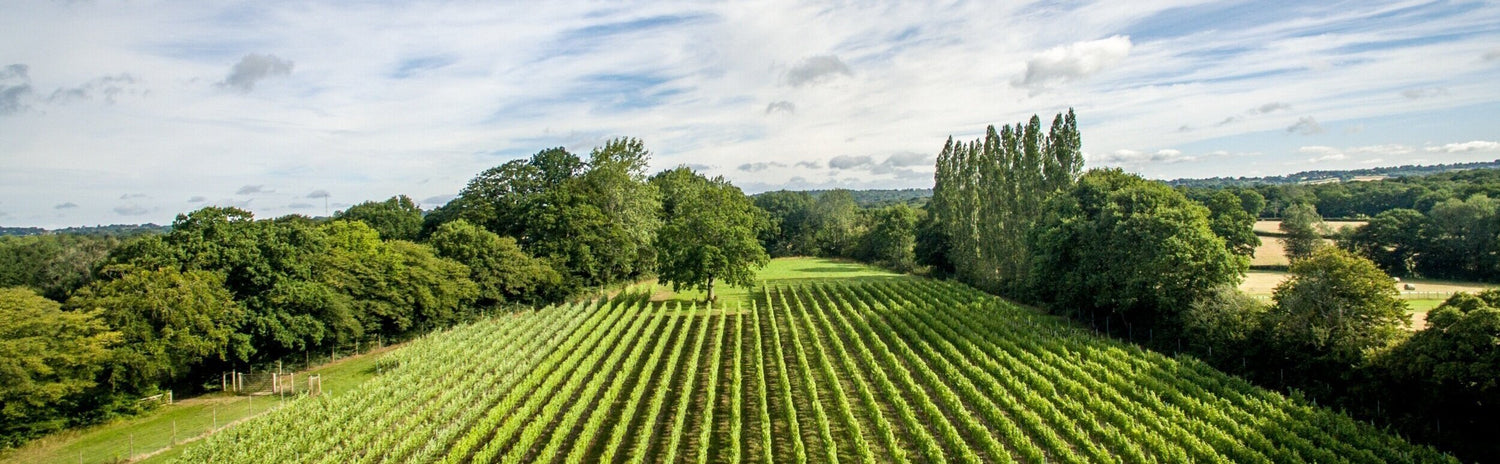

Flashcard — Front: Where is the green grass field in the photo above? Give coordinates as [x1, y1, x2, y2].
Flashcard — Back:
[1, 345, 388, 464]
[164, 257, 1452, 463]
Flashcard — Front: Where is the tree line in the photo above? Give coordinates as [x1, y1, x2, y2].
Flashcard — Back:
[910, 110, 1496, 461]
[0, 137, 769, 448]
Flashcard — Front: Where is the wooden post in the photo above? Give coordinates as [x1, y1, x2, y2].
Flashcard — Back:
[172, 420, 177, 445]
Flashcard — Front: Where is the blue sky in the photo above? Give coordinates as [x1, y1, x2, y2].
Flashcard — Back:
[1, 0, 1498, 227]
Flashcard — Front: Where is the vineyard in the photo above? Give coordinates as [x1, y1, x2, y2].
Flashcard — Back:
[173, 271, 1451, 463]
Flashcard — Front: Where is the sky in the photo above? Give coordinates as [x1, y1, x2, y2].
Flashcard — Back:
[2, 0, 1499, 228]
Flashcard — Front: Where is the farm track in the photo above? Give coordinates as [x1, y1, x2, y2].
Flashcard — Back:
[173, 277, 1457, 463]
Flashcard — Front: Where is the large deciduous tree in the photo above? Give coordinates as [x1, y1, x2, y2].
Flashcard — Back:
[651, 167, 769, 302]
[1205, 190, 1261, 257]
[0, 287, 118, 446]
[860, 204, 919, 272]
[1028, 169, 1244, 334]
[66, 268, 245, 393]
[1266, 247, 1407, 395]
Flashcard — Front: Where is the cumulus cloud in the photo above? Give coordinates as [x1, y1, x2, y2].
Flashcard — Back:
[1286, 116, 1324, 135]
[306, 189, 331, 199]
[1214, 116, 1241, 127]
[288, 202, 315, 209]
[0, 64, 33, 115]
[1401, 87, 1448, 99]
[218, 53, 294, 93]
[1299, 146, 1347, 162]
[54, 202, 78, 209]
[1426, 140, 1500, 153]
[114, 204, 149, 216]
[1014, 35, 1131, 89]
[765, 100, 795, 114]
[794, 160, 822, 169]
[785, 55, 852, 87]
[187, 195, 207, 203]
[236, 184, 270, 195]
[829, 155, 874, 170]
[738, 161, 788, 172]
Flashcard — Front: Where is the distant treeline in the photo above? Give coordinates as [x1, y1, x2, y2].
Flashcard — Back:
[788, 188, 932, 207]
[1168, 159, 1500, 188]
[0, 223, 170, 237]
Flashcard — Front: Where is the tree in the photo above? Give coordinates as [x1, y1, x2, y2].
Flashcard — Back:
[1421, 194, 1499, 280]
[913, 206, 954, 276]
[580, 138, 662, 279]
[1374, 290, 1500, 460]
[1342, 208, 1426, 276]
[809, 190, 861, 257]
[860, 204, 919, 272]
[651, 167, 769, 302]
[0, 287, 118, 446]
[1280, 202, 1324, 261]
[753, 190, 817, 256]
[336, 195, 424, 241]
[1181, 285, 1266, 363]
[1266, 247, 1407, 395]
[429, 219, 562, 306]
[1029, 169, 1245, 334]
[319, 221, 477, 335]
[1205, 190, 1261, 257]
[67, 268, 245, 393]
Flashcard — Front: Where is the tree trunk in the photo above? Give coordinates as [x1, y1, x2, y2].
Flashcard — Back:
[706, 276, 715, 303]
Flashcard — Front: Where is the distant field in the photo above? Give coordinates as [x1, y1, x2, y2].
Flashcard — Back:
[1252, 220, 1366, 237]
[170, 258, 1451, 463]
[1239, 270, 1491, 330]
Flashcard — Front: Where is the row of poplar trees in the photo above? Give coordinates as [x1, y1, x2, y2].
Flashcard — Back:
[930, 109, 1083, 295]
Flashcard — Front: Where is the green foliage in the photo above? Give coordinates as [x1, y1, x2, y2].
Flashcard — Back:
[651, 167, 769, 301]
[912, 207, 953, 276]
[1180, 285, 1265, 362]
[1029, 169, 1245, 332]
[809, 190, 862, 257]
[447, 143, 659, 288]
[1204, 190, 1260, 257]
[753, 190, 817, 257]
[319, 221, 477, 335]
[336, 194, 424, 241]
[429, 219, 562, 306]
[1266, 248, 1407, 393]
[0, 234, 120, 301]
[1279, 202, 1324, 261]
[859, 204, 919, 272]
[932, 110, 1085, 294]
[1341, 208, 1425, 276]
[0, 287, 118, 447]
[1373, 290, 1500, 460]
[66, 268, 244, 393]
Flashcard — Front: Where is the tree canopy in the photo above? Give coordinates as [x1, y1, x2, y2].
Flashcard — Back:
[0, 287, 117, 446]
[651, 167, 769, 302]
[336, 194, 424, 241]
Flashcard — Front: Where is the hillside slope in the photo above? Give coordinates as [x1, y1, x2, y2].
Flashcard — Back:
[173, 259, 1451, 463]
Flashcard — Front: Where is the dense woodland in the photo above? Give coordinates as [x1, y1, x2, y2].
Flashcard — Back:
[5, 120, 1500, 459]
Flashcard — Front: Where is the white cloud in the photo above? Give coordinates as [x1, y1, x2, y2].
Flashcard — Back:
[1014, 35, 1131, 89]
[1426, 140, 1500, 153]
[828, 155, 875, 170]
[1401, 87, 1448, 99]
[1299, 145, 1347, 162]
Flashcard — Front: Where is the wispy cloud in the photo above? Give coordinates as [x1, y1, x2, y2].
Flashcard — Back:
[54, 202, 78, 209]
[765, 100, 795, 114]
[1286, 117, 1324, 135]
[236, 185, 270, 195]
